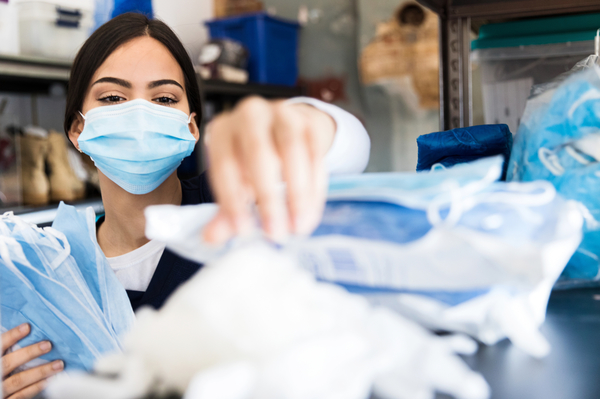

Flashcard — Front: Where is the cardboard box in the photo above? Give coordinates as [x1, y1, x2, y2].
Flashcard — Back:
[214, 0, 263, 18]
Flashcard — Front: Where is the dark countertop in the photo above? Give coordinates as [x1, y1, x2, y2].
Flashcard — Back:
[440, 287, 600, 399]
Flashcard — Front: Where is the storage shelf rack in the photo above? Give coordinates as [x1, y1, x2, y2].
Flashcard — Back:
[0, 54, 303, 224]
[416, 0, 600, 131]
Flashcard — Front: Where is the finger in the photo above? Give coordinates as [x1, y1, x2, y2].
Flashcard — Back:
[3, 360, 63, 398]
[438, 335, 479, 356]
[202, 211, 235, 244]
[206, 112, 252, 241]
[6, 378, 48, 399]
[307, 160, 328, 232]
[2, 324, 30, 354]
[3, 342, 52, 377]
[305, 121, 330, 233]
[424, 350, 490, 399]
[272, 103, 313, 235]
[237, 99, 288, 240]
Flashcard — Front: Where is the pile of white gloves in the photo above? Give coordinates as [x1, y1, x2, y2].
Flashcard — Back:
[48, 244, 489, 399]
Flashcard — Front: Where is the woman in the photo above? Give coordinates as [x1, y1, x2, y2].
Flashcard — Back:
[1, 12, 369, 399]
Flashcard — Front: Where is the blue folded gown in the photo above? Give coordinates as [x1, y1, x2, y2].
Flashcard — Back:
[416, 124, 513, 180]
[0, 203, 134, 372]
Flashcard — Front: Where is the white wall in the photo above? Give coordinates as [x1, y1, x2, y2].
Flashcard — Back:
[153, 0, 214, 64]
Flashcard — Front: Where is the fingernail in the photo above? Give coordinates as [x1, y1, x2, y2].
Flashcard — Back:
[19, 323, 30, 334]
[294, 214, 312, 235]
[203, 218, 231, 245]
[235, 215, 253, 236]
[52, 360, 64, 371]
[268, 215, 288, 242]
[40, 341, 52, 352]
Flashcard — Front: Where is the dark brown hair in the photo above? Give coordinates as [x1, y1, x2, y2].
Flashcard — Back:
[64, 13, 201, 135]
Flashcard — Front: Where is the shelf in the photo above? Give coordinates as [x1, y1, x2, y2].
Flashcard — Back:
[200, 79, 304, 99]
[0, 54, 71, 93]
[417, 0, 600, 19]
[0, 54, 70, 80]
[0, 199, 104, 227]
[0, 55, 304, 99]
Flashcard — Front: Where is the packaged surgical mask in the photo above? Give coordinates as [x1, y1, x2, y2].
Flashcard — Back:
[508, 65, 600, 285]
[0, 203, 135, 371]
[144, 157, 584, 358]
[78, 99, 197, 195]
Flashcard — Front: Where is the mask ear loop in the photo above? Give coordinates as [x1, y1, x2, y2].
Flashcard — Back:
[76, 111, 86, 153]
[427, 163, 501, 227]
[187, 113, 193, 124]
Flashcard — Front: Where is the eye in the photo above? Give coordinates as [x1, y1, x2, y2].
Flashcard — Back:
[98, 95, 126, 103]
[153, 96, 178, 105]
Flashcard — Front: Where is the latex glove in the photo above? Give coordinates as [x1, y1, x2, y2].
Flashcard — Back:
[47, 244, 488, 399]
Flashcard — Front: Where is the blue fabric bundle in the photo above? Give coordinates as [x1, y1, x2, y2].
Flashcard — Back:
[416, 124, 513, 180]
[0, 203, 134, 371]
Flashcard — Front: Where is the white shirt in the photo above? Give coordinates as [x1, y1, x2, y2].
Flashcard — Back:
[107, 98, 371, 291]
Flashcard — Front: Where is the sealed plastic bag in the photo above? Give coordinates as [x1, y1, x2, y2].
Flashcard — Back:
[0, 203, 134, 371]
[47, 244, 490, 399]
[145, 157, 583, 358]
[508, 64, 600, 284]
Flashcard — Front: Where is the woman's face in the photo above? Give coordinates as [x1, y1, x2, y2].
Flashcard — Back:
[68, 35, 200, 192]
[79, 35, 196, 121]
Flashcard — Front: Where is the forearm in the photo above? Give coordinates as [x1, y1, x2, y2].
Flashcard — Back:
[286, 97, 371, 174]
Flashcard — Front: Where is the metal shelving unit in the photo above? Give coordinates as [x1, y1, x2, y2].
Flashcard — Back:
[416, 0, 600, 131]
[201, 79, 304, 99]
[0, 55, 304, 98]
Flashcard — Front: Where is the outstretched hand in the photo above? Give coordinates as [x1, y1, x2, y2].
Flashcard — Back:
[203, 97, 336, 244]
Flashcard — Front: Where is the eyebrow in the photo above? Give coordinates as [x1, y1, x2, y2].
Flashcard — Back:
[91, 77, 132, 88]
[148, 79, 184, 90]
[91, 77, 184, 90]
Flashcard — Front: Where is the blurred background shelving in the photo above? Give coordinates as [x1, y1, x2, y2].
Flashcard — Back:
[415, 0, 600, 131]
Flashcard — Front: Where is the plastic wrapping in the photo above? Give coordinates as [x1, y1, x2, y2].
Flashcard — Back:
[145, 157, 583, 358]
[508, 63, 600, 285]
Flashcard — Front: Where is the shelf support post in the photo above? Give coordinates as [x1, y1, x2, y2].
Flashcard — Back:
[439, 15, 472, 131]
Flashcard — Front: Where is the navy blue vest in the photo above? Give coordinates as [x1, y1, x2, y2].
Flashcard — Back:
[99, 173, 214, 311]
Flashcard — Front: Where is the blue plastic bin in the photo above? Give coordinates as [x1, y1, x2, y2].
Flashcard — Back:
[205, 12, 300, 87]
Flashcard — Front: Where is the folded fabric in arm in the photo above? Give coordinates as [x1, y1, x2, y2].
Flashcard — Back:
[0, 203, 134, 372]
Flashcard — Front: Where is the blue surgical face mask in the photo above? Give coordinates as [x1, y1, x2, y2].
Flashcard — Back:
[78, 99, 197, 195]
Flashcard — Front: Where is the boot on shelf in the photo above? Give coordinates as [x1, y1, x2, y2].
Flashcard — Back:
[19, 133, 49, 206]
[47, 130, 86, 202]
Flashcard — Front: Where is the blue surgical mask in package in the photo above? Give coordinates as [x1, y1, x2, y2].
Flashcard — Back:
[145, 156, 584, 358]
[287, 158, 583, 357]
[508, 65, 600, 286]
[0, 203, 135, 372]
